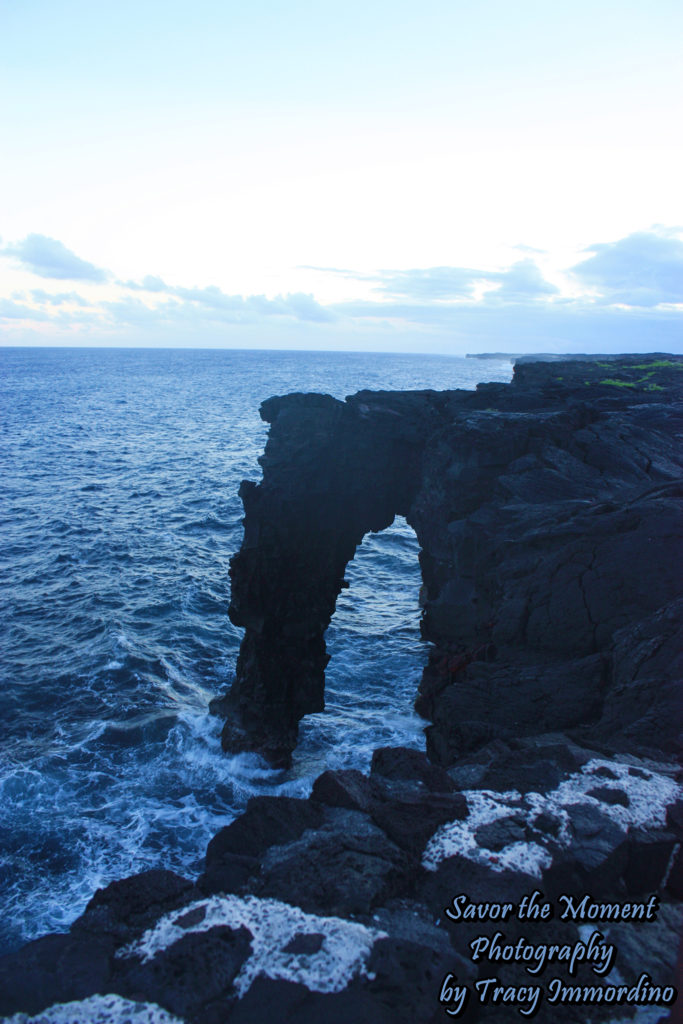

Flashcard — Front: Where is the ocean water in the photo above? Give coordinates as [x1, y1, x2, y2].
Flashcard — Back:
[0, 347, 512, 955]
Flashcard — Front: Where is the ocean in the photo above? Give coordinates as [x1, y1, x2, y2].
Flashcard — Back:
[0, 346, 512, 955]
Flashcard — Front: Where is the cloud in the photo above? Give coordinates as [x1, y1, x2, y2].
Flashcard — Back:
[373, 266, 484, 300]
[121, 278, 335, 323]
[173, 284, 242, 310]
[121, 275, 168, 293]
[0, 298, 50, 321]
[3, 227, 681, 352]
[571, 230, 683, 306]
[297, 265, 365, 277]
[262, 292, 333, 322]
[183, 285, 333, 321]
[176, 285, 334, 322]
[367, 259, 558, 303]
[513, 243, 547, 255]
[101, 296, 169, 327]
[3, 234, 108, 282]
[329, 295, 683, 354]
[30, 289, 89, 306]
[485, 259, 559, 301]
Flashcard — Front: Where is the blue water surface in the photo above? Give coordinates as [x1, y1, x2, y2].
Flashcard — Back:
[0, 347, 512, 952]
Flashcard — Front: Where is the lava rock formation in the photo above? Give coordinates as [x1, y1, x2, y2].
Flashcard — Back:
[220, 355, 683, 768]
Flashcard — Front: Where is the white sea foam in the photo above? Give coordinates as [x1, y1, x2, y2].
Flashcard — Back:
[117, 893, 387, 997]
[422, 788, 554, 876]
[0, 994, 184, 1024]
[423, 758, 682, 875]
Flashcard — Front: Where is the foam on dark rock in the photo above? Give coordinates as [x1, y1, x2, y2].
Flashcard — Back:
[1, 746, 680, 1023]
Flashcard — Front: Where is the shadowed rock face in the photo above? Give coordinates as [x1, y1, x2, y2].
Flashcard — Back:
[219, 357, 683, 767]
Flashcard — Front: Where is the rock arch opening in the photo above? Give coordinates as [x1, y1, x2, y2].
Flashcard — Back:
[299, 515, 427, 769]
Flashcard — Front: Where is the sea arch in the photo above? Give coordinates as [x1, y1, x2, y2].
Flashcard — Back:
[221, 390, 440, 767]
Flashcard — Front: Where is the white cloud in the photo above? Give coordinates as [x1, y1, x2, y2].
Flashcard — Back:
[0, 298, 50, 321]
[30, 289, 89, 306]
[121, 279, 336, 323]
[571, 230, 683, 307]
[121, 275, 168, 293]
[1, 230, 681, 353]
[373, 266, 484, 301]
[330, 259, 559, 304]
[486, 259, 559, 302]
[2, 234, 109, 282]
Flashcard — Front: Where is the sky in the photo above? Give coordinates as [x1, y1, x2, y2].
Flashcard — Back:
[1, 0, 681, 354]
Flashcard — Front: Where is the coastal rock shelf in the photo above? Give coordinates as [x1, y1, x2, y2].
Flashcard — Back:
[1, 742, 681, 1022]
[220, 355, 683, 768]
[1, 356, 681, 1024]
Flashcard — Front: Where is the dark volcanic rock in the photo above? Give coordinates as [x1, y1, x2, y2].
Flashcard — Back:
[475, 736, 596, 793]
[221, 355, 683, 766]
[623, 826, 679, 893]
[368, 790, 468, 856]
[474, 815, 528, 851]
[0, 932, 115, 1017]
[200, 795, 325, 896]
[253, 815, 411, 916]
[311, 767, 374, 811]
[116, 925, 252, 1021]
[542, 803, 629, 894]
[424, 656, 606, 765]
[72, 868, 199, 940]
[585, 597, 683, 755]
[221, 390, 434, 767]
[2, 741, 682, 1023]
[206, 796, 324, 860]
[667, 844, 683, 899]
[586, 785, 630, 806]
[370, 745, 457, 792]
[228, 977, 398, 1024]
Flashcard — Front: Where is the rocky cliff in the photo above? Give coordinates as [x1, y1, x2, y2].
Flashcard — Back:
[219, 355, 683, 769]
[1, 356, 681, 1024]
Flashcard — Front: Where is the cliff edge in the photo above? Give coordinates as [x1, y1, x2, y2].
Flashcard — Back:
[219, 355, 683, 768]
